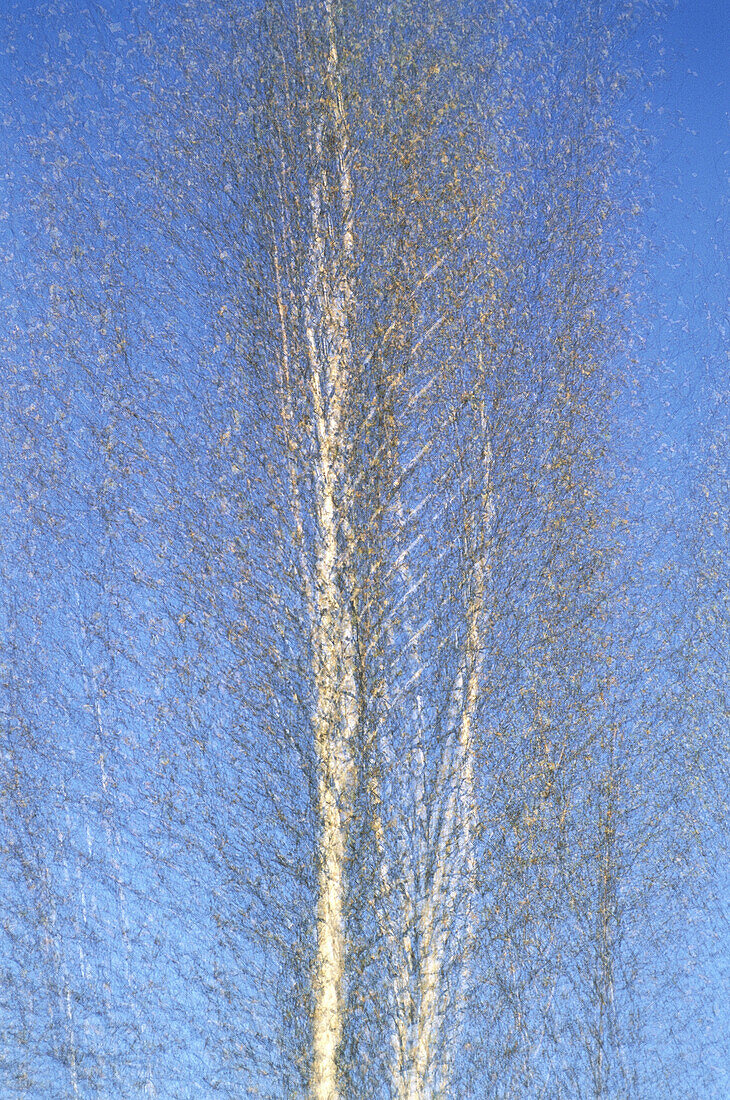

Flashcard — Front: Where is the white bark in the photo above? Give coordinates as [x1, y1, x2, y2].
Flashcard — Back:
[72, 580, 155, 1094]
[395, 427, 493, 1100]
[302, 6, 359, 1095]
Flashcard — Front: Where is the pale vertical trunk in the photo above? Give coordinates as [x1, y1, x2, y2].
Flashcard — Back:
[304, 5, 358, 1096]
[381, 491, 429, 1099]
[61, 784, 103, 1091]
[594, 724, 621, 1099]
[47, 880, 80, 1097]
[308, 371, 354, 1100]
[397, 431, 492, 1100]
[31, 821, 81, 1098]
[72, 586, 155, 1095]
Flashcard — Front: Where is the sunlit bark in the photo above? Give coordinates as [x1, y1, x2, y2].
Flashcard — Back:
[302, 5, 359, 1094]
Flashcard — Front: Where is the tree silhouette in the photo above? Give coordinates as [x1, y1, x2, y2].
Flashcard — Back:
[1, 0, 725, 1097]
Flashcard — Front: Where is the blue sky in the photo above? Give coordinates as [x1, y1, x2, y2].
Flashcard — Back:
[641, 0, 727, 435]
[0, 1, 727, 1097]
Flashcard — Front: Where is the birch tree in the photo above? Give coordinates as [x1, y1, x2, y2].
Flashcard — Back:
[4, 0, 727, 1097]
[150, 1, 639, 1094]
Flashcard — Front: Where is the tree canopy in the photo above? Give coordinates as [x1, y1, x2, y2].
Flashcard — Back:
[1, 1, 727, 1097]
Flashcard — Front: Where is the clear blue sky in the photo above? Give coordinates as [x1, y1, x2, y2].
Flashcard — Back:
[0, 1, 726, 1097]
